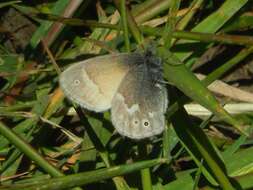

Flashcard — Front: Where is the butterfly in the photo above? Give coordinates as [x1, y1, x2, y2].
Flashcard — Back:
[59, 49, 168, 139]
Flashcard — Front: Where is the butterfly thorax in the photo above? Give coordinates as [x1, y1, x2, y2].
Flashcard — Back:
[143, 51, 164, 84]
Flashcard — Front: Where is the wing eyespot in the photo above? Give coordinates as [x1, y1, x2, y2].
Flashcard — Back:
[132, 118, 140, 127]
[73, 79, 81, 86]
[142, 119, 150, 128]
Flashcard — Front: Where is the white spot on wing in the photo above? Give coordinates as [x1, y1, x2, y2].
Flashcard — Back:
[114, 93, 124, 100]
[155, 83, 162, 89]
[127, 104, 139, 114]
[148, 112, 154, 118]
[114, 93, 139, 115]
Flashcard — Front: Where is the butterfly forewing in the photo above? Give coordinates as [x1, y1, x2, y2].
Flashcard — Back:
[60, 53, 141, 112]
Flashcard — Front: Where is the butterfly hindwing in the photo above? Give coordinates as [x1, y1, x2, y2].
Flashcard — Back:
[111, 61, 168, 139]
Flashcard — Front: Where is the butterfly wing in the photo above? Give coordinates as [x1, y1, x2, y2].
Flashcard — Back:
[60, 53, 143, 112]
[111, 63, 168, 139]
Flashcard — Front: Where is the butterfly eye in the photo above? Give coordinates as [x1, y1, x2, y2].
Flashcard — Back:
[73, 79, 80, 86]
[142, 119, 150, 127]
[132, 119, 140, 126]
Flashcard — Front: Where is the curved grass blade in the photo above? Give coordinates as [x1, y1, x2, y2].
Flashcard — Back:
[159, 48, 249, 135]
[0, 158, 166, 190]
[0, 1, 20, 8]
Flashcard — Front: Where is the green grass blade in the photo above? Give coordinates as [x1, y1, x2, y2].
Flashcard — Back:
[159, 48, 248, 135]
[192, 0, 249, 33]
[175, 0, 249, 61]
[0, 121, 63, 177]
[170, 103, 234, 189]
[119, 0, 130, 52]
[27, 0, 73, 48]
[0, 1, 20, 8]
[0, 158, 166, 190]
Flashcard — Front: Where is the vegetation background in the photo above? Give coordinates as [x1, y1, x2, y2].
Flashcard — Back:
[1, 0, 253, 189]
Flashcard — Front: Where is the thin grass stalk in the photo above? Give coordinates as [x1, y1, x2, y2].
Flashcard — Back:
[162, 124, 171, 158]
[0, 1, 21, 8]
[26, 11, 119, 29]
[132, 0, 171, 23]
[173, 31, 253, 46]
[0, 158, 166, 190]
[138, 142, 153, 190]
[141, 26, 253, 46]
[141, 168, 153, 190]
[113, 0, 143, 45]
[30, 13, 253, 47]
[120, 0, 130, 52]
[202, 46, 253, 86]
[163, 0, 181, 48]
[175, 0, 204, 31]
[171, 0, 204, 45]
[193, 159, 203, 190]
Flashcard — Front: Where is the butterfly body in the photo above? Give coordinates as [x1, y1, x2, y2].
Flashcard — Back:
[60, 51, 167, 139]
